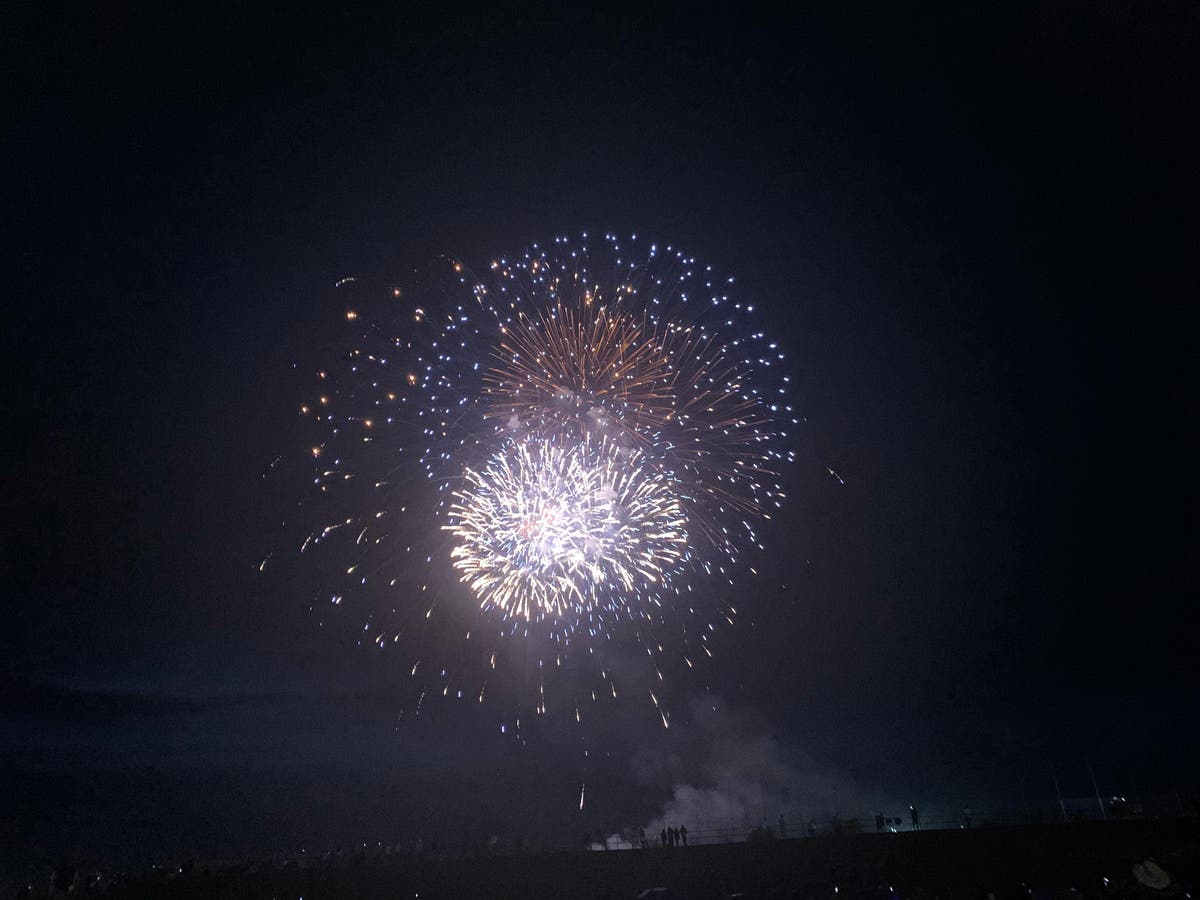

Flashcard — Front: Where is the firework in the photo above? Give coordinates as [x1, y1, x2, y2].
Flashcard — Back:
[444, 437, 688, 623]
[269, 233, 796, 723]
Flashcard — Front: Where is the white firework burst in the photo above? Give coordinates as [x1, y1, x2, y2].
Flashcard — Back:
[444, 438, 688, 622]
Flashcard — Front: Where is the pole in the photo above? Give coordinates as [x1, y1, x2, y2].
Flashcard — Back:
[727, 782, 734, 842]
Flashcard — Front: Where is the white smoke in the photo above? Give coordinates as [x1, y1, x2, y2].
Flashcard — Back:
[634, 697, 885, 842]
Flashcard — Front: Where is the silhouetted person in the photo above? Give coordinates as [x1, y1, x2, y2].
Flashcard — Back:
[808, 817, 817, 837]
[680, 825, 688, 846]
[779, 814, 787, 838]
[661, 828, 668, 847]
[583, 832, 590, 850]
[876, 813, 884, 833]
[909, 805, 919, 831]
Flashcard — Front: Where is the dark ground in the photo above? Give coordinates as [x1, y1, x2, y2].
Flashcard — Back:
[83, 818, 1200, 900]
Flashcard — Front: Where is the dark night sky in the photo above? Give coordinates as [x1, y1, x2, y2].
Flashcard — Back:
[4, 2, 1198, 876]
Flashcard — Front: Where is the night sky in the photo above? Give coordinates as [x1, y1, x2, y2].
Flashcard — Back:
[4, 2, 1197, 876]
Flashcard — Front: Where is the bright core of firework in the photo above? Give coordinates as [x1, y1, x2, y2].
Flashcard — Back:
[443, 439, 688, 622]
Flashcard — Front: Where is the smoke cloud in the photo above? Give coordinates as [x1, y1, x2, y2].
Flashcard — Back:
[631, 697, 886, 843]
